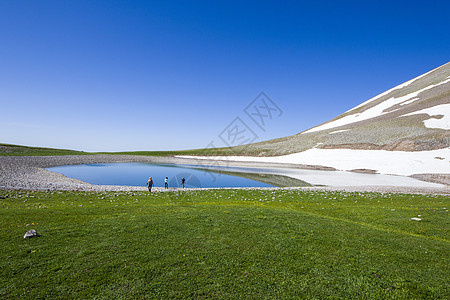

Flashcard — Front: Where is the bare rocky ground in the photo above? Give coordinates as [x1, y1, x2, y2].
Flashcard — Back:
[0, 155, 448, 195]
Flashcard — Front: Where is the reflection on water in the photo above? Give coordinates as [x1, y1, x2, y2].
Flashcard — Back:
[46, 162, 443, 188]
[198, 165, 443, 188]
[46, 163, 275, 188]
[191, 167, 312, 187]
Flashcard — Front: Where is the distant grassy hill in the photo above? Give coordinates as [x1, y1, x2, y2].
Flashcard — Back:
[0, 143, 237, 157]
[99, 147, 237, 157]
[0, 143, 89, 156]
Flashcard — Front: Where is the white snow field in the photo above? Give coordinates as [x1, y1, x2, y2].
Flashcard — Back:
[179, 147, 449, 177]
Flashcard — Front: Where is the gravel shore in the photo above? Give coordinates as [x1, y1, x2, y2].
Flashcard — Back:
[1, 155, 448, 195]
[0, 155, 182, 192]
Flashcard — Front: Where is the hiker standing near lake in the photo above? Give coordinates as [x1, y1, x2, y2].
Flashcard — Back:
[164, 177, 168, 189]
[147, 177, 154, 192]
[181, 177, 185, 188]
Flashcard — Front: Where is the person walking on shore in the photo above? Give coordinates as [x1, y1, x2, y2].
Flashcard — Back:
[164, 177, 169, 189]
[181, 177, 185, 188]
[147, 177, 154, 192]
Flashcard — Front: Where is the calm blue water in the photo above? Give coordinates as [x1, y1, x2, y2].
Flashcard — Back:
[47, 163, 274, 188]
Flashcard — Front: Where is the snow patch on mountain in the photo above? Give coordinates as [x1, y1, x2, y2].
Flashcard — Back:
[303, 77, 450, 134]
[348, 66, 439, 112]
[399, 97, 419, 106]
[329, 129, 350, 134]
[402, 103, 450, 130]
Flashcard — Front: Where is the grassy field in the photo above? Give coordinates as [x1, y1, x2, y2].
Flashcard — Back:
[99, 148, 238, 157]
[0, 143, 88, 156]
[0, 189, 448, 299]
[0, 143, 237, 157]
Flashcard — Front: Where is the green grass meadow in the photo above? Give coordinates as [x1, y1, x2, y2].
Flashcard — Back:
[0, 143, 234, 157]
[0, 144, 88, 156]
[1, 189, 448, 299]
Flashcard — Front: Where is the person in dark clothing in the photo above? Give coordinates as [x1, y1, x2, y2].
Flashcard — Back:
[147, 177, 154, 192]
[164, 177, 168, 189]
[181, 177, 185, 188]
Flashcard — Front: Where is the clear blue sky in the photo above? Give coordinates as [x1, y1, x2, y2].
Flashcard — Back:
[1, 0, 449, 152]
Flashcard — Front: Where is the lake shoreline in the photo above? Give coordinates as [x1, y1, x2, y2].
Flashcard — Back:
[1, 155, 449, 195]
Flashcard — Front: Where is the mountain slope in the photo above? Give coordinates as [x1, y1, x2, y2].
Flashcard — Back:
[235, 62, 450, 155]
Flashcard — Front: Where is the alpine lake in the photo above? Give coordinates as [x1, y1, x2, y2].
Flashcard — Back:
[46, 162, 443, 189]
